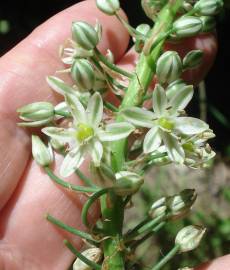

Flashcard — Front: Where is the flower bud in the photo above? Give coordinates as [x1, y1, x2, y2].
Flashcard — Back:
[149, 197, 167, 219]
[134, 24, 150, 53]
[32, 135, 53, 167]
[73, 248, 102, 270]
[175, 225, 206, 253]
[114, 171, 144, 196]
[96, 0, 120, 15]
[141, 0, 167, 20]
[71, 59, 95, 91]
[194, 0, 223, 16]
[183, 50, 204, 69]
[200, 16, 216, 32]
[17, 102, 54, 121]
[72, 21, 99, 50]
[166, 79, 187, 99]
[172, 16, 202, 38]
[167, 189, 197, 220]
[156, 51, 182, 84]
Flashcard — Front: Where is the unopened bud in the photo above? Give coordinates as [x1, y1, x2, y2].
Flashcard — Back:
[73, 248, 102, 270]
[72, 21, 99, 50]
[183, 50, 204, 69]
[71, 59, 95, 91]
[149, 197, 167, 218]
[114, 171, 144, 196]
[96, 0, 120, 15]
[32, 135, 53, 167]
[200, 16, 216, 32]
[141, 0, 167, 20]
[194, 0, 223, 16]
[172, 16, 202, 38]
[156, 51, 182, 84]
[134, 24, 150, 53]
[166, 79, 187, 99]
[175, 225, 206, 253]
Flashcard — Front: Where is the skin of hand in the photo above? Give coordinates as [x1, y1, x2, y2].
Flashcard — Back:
[0, 0, 228, 269]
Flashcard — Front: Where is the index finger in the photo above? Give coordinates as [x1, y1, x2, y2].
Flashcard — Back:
[0, 0, 129, 210]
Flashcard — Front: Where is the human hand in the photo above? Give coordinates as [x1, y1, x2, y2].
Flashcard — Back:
[0, 1, 228, 269]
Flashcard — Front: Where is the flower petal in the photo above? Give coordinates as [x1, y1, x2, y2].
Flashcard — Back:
[65, 93, 86, 123]
[152, 84, 167, 116]
[90, 139, 103, 167]
[121, 107, 154, 128]
[98, 122, 135, 141]
[60, 147, 84, 177]
[169, 85, 194, 114]
[174, 117, 209, 135]
[42, 127, 74, 143]
[161, 131, 185, 164]
[46, 76, 76, 95]
[86, 92, 103, 127]
[143, 127, 162, 154]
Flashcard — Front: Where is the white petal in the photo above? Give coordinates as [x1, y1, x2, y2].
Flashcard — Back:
[161, 131, 185, 164]
[65, 93, 86, 123]
[152, 84, 167, 116]
[121, 107, 154, 128]
[60, 147, 84, 177]
[174, 117, 209, 135]
[169, 85, 194, 114]
[98, 122, 135, 141]
[143, 127, 162, 154]
[90, 139, 103, 167]
[46, 76, 76, 95]
[42, 127, 74, 143]
[86, 92, 103, 127]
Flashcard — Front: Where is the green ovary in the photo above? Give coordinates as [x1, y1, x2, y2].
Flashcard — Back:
[76, 123, 94, 142]
[158, 117, 174, 131]
[183, 142, 194, 152]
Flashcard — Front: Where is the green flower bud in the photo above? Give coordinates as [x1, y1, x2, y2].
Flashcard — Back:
[149, 197, 167, 219]
[183, 50, 204, 69]
[96, 0, 120, 15]
[141, 0, 167, 20]
[114, 171, 144, 196]
[172, 16, 203, 38]
[134, 24, 150, 53]
[71, 59, 95, 91]
[200, 16, 216, 32]
[166, 79, 187, 99]
[175, 225, 206, 253]
[72, 21, 99, 50]
[194, 0, 223, 16]
[156, 51, 183, 84]
[17, 102, 54, 121]
[73, 248, 102, 270]
[32, 135, 53, 167]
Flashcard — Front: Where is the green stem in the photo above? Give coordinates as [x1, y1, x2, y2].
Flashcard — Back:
[46, 214, 99, 243]
[94, 48, 133, 79]
[64, 240, 102, 270]
[125, 217, 150, 238]
[75, 169, 97, 188]
[104, 101, 119, 112]
[44, 167, 99, 193]
[151, 244, 180, 270]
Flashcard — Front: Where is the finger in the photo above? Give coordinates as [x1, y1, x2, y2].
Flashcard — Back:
[0, 155, 99, 270]
[195, 255, 230, 270]
[0, 0, 129, 210]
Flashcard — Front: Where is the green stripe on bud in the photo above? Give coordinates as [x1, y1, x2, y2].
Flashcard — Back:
[114, 171, 144, 196]
[200, 16, 216, 32]
[96, 0, 120, 15]
[32, 135, 53, 167]
[175, 225, 206, 253]
[156, 51, 182, 84]
[194, 0, 224, 16]
[183, 50, 204, 70]
[72, 21, 99, 50]
[71, 59, 95, 91]
[172, 16, 202, 38]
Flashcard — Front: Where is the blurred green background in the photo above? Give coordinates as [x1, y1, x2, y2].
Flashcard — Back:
[0, 1, 229, 269]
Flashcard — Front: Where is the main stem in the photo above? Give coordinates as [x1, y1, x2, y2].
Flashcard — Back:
[102, 1, 183, 269]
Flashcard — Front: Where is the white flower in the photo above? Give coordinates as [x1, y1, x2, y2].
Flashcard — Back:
[42, 92, 134, 177]
[121, 84, 210, 164]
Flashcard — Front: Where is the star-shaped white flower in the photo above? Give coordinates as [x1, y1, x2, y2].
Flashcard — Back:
[121, 84, 210, 164]
[42, 92, 135, 177]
